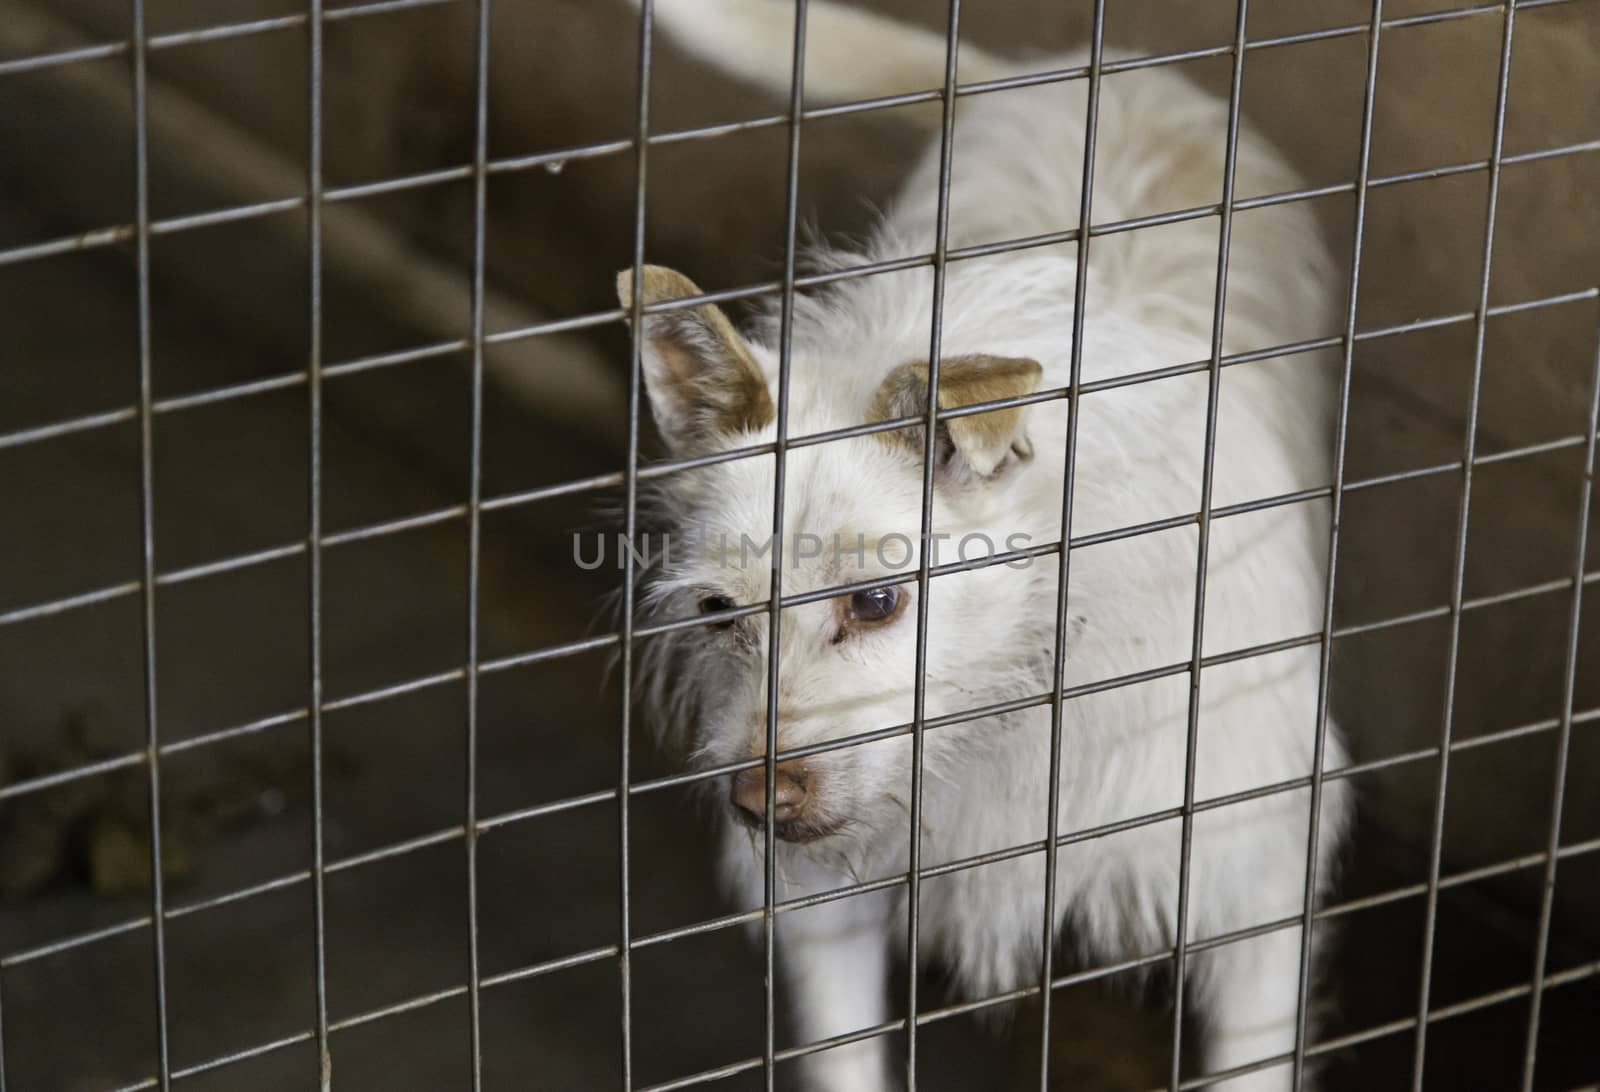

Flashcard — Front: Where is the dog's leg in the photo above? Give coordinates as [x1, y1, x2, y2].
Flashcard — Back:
[778, 886, 897, 1092]
[1191, 924, 1303, 1092]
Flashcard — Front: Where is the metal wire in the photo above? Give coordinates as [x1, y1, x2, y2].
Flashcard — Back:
[614, 3, 659, 1085]
[1520, 312, 1600, 1089]
[904, 4, 964, 1084]
[1292, 2, 1384, 1086]
[129, 0, 173, 1085]
[462, 0, 490, 1083]
[1037, 1, 1104, 1085]
[748, 1, 810, 1085]
[303, 0, 333, 1085]
[1410, 5, 1518, 1087]
[1167, 3, 1248, 1085]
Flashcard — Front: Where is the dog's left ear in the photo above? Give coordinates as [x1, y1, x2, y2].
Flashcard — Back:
[616, 265, 775, 456]
[870, 354, 1043, 479]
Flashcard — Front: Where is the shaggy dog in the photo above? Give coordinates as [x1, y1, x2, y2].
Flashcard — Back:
[622, 2, 1351, 1088]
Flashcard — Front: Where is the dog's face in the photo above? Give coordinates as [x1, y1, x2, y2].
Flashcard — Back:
[623, 266, 1049, 845]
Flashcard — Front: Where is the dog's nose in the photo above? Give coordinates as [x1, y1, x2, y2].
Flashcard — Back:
[731, 762, 808, 824]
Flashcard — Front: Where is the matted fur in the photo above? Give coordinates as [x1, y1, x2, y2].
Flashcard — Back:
[623, 3, 1352, 1089]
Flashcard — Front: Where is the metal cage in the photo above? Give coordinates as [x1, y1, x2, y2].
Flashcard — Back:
[1, 1, 1597, 1090]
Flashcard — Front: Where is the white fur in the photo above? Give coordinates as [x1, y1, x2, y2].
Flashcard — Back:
[629, 2, 1352, 1088]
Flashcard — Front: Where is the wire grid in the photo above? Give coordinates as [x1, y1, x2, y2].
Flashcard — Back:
[1, 0, 1598, 1089]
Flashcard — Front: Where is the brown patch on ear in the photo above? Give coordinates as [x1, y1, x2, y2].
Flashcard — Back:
[869, 355, 1043, 477]
[617, 265, 775, 454]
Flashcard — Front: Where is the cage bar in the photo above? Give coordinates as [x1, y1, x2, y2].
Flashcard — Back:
[1410, 5, 1519, 1087]
[303, 0, 334, 1084]
[615, 2, 658, 1086]
[129, 0, 174, 1086]
[1037, 0, 1105, 1086]
[1291, 1, 1385, 1086]
[902, 3, 966, 1085]
[757, 1, 810, 1086]
[1167, 2, 1250, 1085]
[462, 0, 492, 1084]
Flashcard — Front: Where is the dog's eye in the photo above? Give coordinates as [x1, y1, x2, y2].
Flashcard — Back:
[849, 586, 902, 624]
[699, 594, 737, 628]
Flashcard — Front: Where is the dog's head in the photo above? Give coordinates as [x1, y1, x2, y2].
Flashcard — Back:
[621, 265, 1053, 846]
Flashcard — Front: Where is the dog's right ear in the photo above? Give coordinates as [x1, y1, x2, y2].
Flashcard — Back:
[870, 354, 1043, 481]
[616, 265, 775, 456]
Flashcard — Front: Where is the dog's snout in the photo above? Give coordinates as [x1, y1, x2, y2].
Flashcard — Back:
[730, 762, 808, 824]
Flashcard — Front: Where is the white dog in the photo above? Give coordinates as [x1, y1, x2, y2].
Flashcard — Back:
[622, 2, 1351, 1089]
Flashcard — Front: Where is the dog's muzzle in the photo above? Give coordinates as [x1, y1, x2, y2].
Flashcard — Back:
[729, 761, 838, 842]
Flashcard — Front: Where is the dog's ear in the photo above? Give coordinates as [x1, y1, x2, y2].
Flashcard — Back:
[616, 265, 775, 456]
[870, 355, 1043, 480]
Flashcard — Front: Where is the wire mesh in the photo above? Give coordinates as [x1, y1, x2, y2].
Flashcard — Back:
[0, 0, 1597, 1089]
